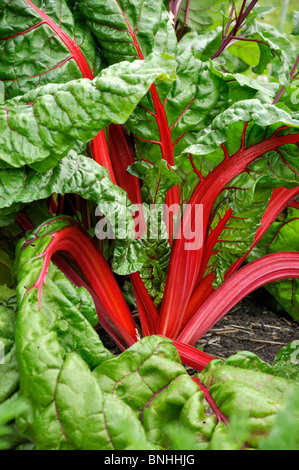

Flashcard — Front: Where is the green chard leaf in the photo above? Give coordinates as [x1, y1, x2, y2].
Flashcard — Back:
[197, 349, 298, 449]
[209, 59, 280, 101]
[78, 0, 223, 180]
[177, 0, 230, 34]
[15, 225, 114, 367]
[0, 0, 99, 100]
[0, 151, 153, 274]
[210, 99, 299, 134]
[245, 21, 297, 85]
[77, 0, 169, 62]
[182, 99, 299, 162]
[93, 335, 207, 448]
[258, 385, 299, 450]
[14, 223, 155, 449]
[0, 152, 137, 240]
[128, 48, 222, 166]
[0, 52, 176, 170]
[92, 339, 299, 450]
[0, 296, 19, 404]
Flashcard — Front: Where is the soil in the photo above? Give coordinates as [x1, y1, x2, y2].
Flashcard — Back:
[196, 290, 299, 366]
[99, 288, 299, 368]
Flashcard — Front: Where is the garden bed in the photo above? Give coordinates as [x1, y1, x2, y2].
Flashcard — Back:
[197, 291, 299, 365]
[100, 289, 299, 367]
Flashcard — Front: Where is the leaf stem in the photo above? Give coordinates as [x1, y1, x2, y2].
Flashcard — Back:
[170, 339, 214, 371]
[27, 221, 139, 347]
[116, 3, 180, 240]
[178, 252, 299, 345]
[192, 377, 229, 423]
[182, 186, 299, 326]
[273, 54, 299, 105]
[158, 132, 299, 339]
[212, 0, 258, 59]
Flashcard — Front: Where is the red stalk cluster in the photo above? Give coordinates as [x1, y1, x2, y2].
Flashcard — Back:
[24, 221, 139, 349]
[33, 126, 299, 373]
[158, 132, 299, 340]
[212, 0, 259, 59]
[14, 2, 299, 373]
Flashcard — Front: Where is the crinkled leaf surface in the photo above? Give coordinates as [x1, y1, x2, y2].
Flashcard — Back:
[127, 48, 222, 166]
[14, 234, 157, 449]
[0, 0, 99, 100]
[94, 339, 299, 449]
[78, 0, 223, 174]
[186, 100, 299, 157]
[0, 152, 137, 240]
[0, 296, 19, 404]
[78, 0, 169, 62]
[93, 335, 206, 447]
[0, 151, 152, 273]
[197, 350, 298, 448]
[0, 52, 176, 170]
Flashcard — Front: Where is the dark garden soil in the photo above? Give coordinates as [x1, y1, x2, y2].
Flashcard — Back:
[195, 289, 299, 366]
[99, 287, 299, 369]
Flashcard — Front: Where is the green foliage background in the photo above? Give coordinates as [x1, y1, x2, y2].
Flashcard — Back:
[252, 0, 298, 47]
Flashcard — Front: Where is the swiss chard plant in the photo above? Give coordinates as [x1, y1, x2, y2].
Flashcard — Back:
[0, 0, 298, 450]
